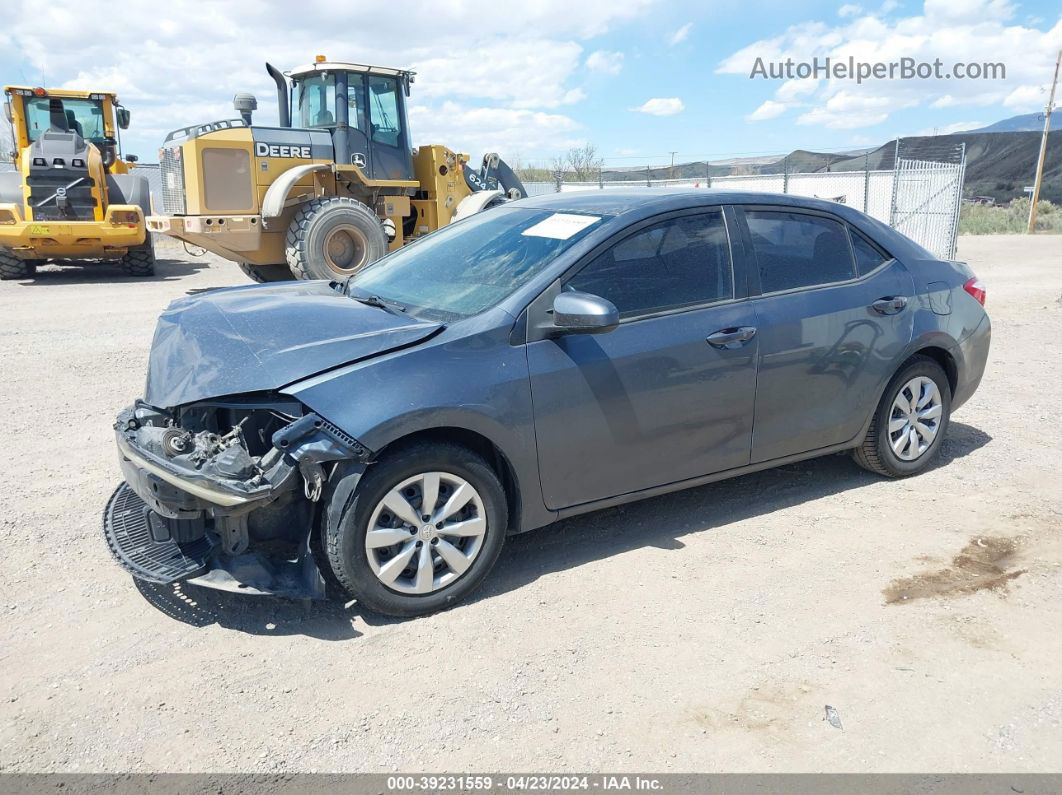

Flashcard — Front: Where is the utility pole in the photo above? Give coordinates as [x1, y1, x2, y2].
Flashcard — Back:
[1028, 49, 1061, 234]
[669, 151, 677, 181]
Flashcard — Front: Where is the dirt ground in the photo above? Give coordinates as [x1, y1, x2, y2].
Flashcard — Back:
[1, 234, 1060, 773]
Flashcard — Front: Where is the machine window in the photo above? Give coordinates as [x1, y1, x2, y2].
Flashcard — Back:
[745, 210, 855, 293]
[566, 212, 734, 319]
[296, 74, 337, 128]
[23, 97, 106, 143]
[369, 77, 402, 148]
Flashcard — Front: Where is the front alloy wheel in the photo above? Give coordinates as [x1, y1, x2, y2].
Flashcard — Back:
[326, 442, 508, 617]
[365, 472, 488, 595]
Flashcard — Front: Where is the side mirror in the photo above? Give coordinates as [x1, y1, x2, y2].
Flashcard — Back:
[125, 154, 138, 163]
[116, 108, 131, 129]
[3, 102, 11, 124]
[552, 291, 619, 335]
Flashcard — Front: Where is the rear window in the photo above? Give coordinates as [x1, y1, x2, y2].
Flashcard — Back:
[745, 210, 855, 293]
[849, 228, 890, 275]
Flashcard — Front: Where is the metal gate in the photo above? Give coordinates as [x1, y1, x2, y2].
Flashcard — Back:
[889, 142, 966, 260]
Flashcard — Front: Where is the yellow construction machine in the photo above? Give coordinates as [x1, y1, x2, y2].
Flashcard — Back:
[147, 56, 526, 282]
[1, 86, 154, 279]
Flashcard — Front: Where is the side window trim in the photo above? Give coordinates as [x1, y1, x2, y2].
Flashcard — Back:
[557, 206, 741, 325]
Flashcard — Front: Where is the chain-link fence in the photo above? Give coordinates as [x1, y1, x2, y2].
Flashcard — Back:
[525, 140, 968, 259]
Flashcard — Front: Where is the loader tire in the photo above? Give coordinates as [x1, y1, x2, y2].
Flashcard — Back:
[286, 197, 388, 281]
[238, 263, 293, 283]
[119, 239, 156, 277]
[0, 249, 36, 280]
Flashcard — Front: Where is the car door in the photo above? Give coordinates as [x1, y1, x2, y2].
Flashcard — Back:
[526, 208, 759, 510]
[737, 206, 915, 464]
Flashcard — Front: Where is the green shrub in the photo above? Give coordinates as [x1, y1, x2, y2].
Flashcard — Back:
[959, 198, 1062, 235]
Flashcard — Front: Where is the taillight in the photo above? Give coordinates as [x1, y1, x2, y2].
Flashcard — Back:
[963, 277, 986, 306]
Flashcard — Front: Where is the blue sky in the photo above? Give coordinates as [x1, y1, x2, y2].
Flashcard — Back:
[2, 0, 1060, 167]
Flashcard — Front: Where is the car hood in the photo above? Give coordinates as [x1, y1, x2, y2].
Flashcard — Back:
[144, 281, 442, 408]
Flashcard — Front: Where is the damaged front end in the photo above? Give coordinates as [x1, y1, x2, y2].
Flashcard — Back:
[105, 396, 370, 599]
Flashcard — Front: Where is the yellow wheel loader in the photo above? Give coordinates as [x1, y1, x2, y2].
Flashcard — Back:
[1, 86, 154, 280]
[147, 57, 526, 282]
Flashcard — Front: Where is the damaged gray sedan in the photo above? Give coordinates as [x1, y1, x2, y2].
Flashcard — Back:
[106, 190, 990, 617]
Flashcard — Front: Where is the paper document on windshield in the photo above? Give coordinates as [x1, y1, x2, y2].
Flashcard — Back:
[521, 213, 601, 240]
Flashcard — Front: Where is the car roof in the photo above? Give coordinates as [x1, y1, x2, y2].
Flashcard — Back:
[512, 188, 937, 262]
[514, 187, 865, 216]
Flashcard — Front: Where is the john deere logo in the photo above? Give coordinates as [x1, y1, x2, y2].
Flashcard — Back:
[254, 142, 311, 159]
[352, 153, 367, 168]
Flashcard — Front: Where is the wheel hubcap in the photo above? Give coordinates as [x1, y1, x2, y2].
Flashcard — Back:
[365, 472, 487, 595]
[323, 225, 369, 274]
[888, 376, 943, 461]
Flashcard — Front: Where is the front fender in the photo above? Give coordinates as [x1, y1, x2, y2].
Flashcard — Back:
[261, 164, 330, 220]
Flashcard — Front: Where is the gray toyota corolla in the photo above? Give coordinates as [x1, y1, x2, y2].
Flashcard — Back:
[106, 190, 990, 617]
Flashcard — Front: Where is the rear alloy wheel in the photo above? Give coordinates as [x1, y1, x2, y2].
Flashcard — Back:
[285, 197, 388, 281]
[326, 443, 507, 617]
[0, 248, 35, 280]
[238, 262, 293, 283]
[854, 356, 951, 477]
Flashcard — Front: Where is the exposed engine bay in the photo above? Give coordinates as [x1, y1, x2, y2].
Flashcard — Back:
[107, 396, 371, 598]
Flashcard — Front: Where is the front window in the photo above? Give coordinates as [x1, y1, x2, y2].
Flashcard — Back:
[348, 208, 608, 320]
[295, 74, 337, 128]
[368, 76, 401, 147]
[23, 96, 106, 143]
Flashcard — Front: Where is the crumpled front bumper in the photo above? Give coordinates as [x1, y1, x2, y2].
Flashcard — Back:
[106, 403, 369, 598]
[116, 429, 275, 510]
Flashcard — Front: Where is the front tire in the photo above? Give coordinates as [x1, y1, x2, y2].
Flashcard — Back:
[119, 238, 156, 277]
[238, 262, 293, 283]
[0, 248, 35, 280]
[285, 197, 388, 281]
[326, 442, 508, 617]
[854, 356, 951, 477]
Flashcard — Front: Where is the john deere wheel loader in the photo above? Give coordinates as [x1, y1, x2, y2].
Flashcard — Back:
[0, 86, 154, 280]
[147, 57, 526, 282]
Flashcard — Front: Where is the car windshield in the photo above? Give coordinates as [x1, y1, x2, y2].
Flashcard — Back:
[348, 207, 608, 320]
[23, 96, 107, 143]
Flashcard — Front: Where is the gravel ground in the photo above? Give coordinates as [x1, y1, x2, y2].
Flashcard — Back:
[0, 234, 1060, 773]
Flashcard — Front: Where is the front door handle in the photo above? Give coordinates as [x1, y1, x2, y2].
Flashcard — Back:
[707, 326, 757, 349]
[871, 296, 908, 315]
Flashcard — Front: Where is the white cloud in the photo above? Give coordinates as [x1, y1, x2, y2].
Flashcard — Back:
[838, 5, 863, 18]
[409, 101, 582, 159]
[914, 120, 987, 135]
[747, 100, 788, 121]
[717, 0, 1062, 131]
[586, 50, 625, 75]
[1, 0, 660, 159]
[669, 23, 693, 45]
[629, 97, 685, 116]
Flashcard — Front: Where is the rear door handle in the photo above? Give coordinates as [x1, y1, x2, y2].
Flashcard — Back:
[706, 326, 757, 349]
[871, 296, 908, 315]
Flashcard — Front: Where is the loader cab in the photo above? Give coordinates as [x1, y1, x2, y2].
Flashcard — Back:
[3, 87, 131, 171]
[288, 61, 415, 182]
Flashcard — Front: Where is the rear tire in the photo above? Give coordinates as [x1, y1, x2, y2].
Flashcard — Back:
[238, 262, 293, 283]
[854, 356, 951, 477]
[119, 238, 156, 277]
[285, 197, 388, 281]
[0, 249, 35, 280]
[326, 442, 508, 617]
